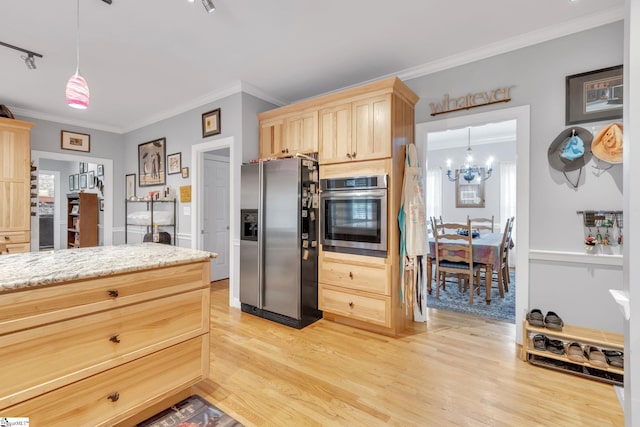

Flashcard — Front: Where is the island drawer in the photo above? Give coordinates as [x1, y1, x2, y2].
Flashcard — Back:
[2, 335, 207, 427]
[319, 284, 390, 327]
[0, 242, 30, 255]
[319, 258, 390, 295]
[0, 288, 208, 408]
[0, 261, 209, 335]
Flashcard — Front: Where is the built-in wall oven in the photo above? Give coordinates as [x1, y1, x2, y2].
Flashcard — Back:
[320, 175, 387, 258]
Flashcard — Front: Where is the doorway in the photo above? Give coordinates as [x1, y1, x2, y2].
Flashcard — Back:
[37, 171, 58, 250]
[415, 105, 530, 344]
[203, 152, 230, 281]
[191, 136, 238, 307]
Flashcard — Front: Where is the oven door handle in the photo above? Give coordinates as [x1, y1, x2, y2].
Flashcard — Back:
[321, 190, 387, 199]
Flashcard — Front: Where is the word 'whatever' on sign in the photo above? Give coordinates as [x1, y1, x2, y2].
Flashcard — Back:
[429, 86, 513, 117]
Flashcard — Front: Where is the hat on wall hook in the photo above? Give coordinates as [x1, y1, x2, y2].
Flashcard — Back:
[547, 126, 593, 188]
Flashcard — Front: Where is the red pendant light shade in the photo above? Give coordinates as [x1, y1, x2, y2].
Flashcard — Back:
[66, 73, 90, 109]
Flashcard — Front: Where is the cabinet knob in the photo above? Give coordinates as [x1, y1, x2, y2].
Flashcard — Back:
[107, 289, 119, 298]
[281, 149, 286, 153]
[109, 334, 120, 344]
[348, 301, 354, 308]
[346, 153, 352, 159]
[352, 152, 357, 158]
[349, 271, 353, 279]
[107, 392, 120, 402]
[4, 236, 8, 240]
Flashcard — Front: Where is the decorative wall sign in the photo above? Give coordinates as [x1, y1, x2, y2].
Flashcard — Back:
[429, 86, 513, 117]
[566, 65, 623, 125]
[180, 185, 192, 202]
[138, 138, 166, 187]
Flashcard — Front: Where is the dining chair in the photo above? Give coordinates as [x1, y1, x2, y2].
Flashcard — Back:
[432, 219, 482, 304]
[426, 216, 442, 295]
[468, 215, 494, 233]
[499, 216, 515, 292]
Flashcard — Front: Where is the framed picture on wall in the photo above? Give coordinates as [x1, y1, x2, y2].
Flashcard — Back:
[566, 65, 623, 125]
[126, 173, 136, 199]
[88, 171, 95, 189]
[167, 152, 182, 175]
[73, 174, 79, 191]
[138, 138, 166, 187]
[69, 175, 74, 191]
[97, 164, 104, 176]
[61, 130, 90, 152]
[202, 108, 221, 138]
[79, 173, 87, 189]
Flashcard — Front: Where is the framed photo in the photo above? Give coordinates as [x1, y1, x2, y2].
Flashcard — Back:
[61, 130, 90, 152]
[79, 162, 86, 174]
[167, 152, 182, 175]
[99, 199, 104, 211]
[138, 138, 166, 187]
[181, 166, 189, 178]
[566, 65, 623, 125]
[202, 108, 221, 138]
[126, 173, 136, 199]
[69, 175, 74, 191]
[455, 170, 486, 208]
[97, 164, 104, 176]
[73, 174, 79, 191]
[88, 171, 95, 189]
[79, 173, 87, 189]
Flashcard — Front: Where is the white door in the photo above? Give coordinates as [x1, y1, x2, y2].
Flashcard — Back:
[203, 155, 230, 281]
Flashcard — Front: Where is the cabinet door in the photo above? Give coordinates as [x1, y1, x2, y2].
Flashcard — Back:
[284, 110, 318, 156]
[0, 126, 30, 232]
[351, 95, 391, 161]
[318, 104, 351, 164]
[259, 118, 284, 158]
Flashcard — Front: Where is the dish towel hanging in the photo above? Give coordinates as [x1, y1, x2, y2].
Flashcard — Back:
[398, 143, 428, 322]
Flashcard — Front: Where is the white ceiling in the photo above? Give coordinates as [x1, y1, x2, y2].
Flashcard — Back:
[2, 0, 624, 134]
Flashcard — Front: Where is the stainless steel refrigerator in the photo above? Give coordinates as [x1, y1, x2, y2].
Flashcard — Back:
[239, 157, 321, 328]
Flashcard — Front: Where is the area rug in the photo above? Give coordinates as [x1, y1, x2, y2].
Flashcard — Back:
[426, 272, 515, 323]
[136, 394, 243, 427]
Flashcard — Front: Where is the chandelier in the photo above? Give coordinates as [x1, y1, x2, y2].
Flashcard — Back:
[446, 127, 493, 182]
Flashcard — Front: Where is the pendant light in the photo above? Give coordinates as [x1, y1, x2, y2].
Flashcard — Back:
[66, 0, 90, 109]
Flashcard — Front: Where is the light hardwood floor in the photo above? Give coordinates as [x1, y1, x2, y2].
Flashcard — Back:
[191, 280, 624, 426]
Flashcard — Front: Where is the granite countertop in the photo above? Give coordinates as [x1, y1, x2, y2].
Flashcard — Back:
[0, 243, 218, 293]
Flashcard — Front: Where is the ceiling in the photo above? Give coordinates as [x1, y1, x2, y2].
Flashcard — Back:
[2, 0, 624, 134]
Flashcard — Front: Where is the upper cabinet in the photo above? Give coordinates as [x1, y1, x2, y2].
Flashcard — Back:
[259, 77, 417, 165]
[0, 117, 34, 255]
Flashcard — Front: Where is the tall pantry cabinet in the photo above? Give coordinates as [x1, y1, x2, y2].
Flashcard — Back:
[0, 117, 34, 255]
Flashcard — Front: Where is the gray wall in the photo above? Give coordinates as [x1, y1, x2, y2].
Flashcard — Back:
[407, 21, 624, 333]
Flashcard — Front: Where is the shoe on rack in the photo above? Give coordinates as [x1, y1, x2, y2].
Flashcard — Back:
[566, 342, 586, 362]
[546, 338, 565, 355]
[586, 346, 608, 368]
[603, 349, 624, 368]
[532, 334, 546, 351]
[544, 311, 564, 331]
[526, 308, 545, 327]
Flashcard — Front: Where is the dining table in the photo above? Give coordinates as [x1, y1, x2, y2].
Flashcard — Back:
[428, 231, 504, 304]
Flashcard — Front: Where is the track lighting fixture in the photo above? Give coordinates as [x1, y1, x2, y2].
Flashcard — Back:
[202, 0, 216, 13]
[0, 41, 43, 70]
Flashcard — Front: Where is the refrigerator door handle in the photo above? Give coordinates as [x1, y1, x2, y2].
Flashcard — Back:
[257, 162, 264, 309]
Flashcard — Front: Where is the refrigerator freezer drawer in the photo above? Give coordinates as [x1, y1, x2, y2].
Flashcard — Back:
[239, 239, 259, 307]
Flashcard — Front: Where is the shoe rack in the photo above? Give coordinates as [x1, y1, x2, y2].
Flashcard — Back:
[522, 320, 623, 386]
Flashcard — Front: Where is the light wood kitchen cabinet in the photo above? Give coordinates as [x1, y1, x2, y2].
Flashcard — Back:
[0, 117, 34, 254]
[0, 257, 211, 426]
[318, 103, 351, 164]
[259, 116, 284, 158]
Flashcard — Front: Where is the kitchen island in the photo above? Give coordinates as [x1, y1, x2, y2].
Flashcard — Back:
[0, 243, 216, 426]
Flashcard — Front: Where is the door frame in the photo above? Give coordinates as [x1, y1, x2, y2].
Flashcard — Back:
[203, 153, 231, 281]
[38, 169, 61, 250]
[31, 151, 113, 248]
[191, 136, 238, 307]
[415, 105, 530, 344]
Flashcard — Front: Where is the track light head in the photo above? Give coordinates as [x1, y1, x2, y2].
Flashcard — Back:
[202, 0, 215, 13]
[22, 54, 37, 70]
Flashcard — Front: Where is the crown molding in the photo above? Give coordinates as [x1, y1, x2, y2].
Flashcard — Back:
[239, 81, 288, 107]
[8, 106, 123, 134]
[397, 7, 624, 82]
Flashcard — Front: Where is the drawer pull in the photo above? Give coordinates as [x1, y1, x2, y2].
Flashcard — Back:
[4, 236, 9, 240]
[107, 289, 119, 298]
[348, 301, 354, 308]
[351, 152, 357, 158]
[109, 334, 121, 344]
[349, 272, 353, 279]
[346, 153, 352, 159]
[107, 392, 120, 402]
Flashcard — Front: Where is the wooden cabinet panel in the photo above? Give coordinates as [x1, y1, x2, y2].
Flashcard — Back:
[318, 103, 351, 164]
[67, 192, 98, 248]
[0, 261, 209, 335]
[284, 110, 318, 155]
[351, 95, 391, 162]
[0, 289, 207, 408]
[319, 284, 390, 327]
[3, 336, 206, 426]
[0, 118, 32, 235]
[259, 117, 284, 158]
[0, 231, 29, 244]
[1, 242, 30, 255]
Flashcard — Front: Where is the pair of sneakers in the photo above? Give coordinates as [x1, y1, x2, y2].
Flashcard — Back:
[526, 308, 564, 330]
